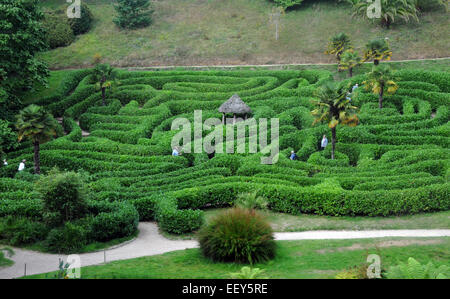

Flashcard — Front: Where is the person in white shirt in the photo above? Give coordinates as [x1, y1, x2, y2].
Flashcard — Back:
[352, 83, 359, 93]
[321, 135, 328, 151]
[18, 159, 26, 171]
[3, 159, 7, 166]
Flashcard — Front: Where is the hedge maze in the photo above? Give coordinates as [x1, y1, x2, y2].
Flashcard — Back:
[1, 68, 449, 235]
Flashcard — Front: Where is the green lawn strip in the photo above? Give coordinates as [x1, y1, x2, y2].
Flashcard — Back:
[0, 247, 14, 268]
[159, 209, 450, 240]
[36, 0, 450, 69]
[25, 237, 450, 279]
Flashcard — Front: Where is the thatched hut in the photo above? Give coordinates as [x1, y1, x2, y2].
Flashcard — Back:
[218, 94, 252, 124]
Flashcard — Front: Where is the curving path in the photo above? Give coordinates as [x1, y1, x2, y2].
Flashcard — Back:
[1, 222, 449, 279]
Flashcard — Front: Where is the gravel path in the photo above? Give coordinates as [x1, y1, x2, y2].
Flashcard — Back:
[1, 222, 449, 279]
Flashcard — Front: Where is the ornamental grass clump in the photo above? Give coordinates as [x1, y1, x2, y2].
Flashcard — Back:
[198, 207, 276, 264]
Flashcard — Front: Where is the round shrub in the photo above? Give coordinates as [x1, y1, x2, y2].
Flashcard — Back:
[0, 216, 48, 246]
[45, 221, 88, 253]
[198, 207, 276, 264]
[90, 202, 139, 241]
[36, 169, 88, 226]
[42, 12, 75, 49]
[67, 3, 93, 35]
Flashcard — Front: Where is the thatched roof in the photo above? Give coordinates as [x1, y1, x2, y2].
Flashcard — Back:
[218, 94, 252, 114]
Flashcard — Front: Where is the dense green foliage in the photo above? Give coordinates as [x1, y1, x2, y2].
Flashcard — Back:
[42, 11, 75, 49]
[386, 257, 449, 279]
[198, 208, 276, 264]
[68, 2, 94, 35]
[0, 67, 448, 237]
[113, 0, 154, 29]
[0, 0, 49, 121]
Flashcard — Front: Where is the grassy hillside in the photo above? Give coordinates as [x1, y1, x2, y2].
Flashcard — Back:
[39, 0, 450, 69]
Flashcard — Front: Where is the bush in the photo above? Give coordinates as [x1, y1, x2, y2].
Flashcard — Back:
[36, 169, 88, 226]
[235, 192, 268, 210]
[271, 0, 303, 9]
[0, 216, 48, 246]
[114, 0, 154, 29]
[198, 207, 276, 264]
[42, 12, 75, 49]
[90, 202, 139, 241]
[68, 2, 93, 35]
[45, 221, 88, 253]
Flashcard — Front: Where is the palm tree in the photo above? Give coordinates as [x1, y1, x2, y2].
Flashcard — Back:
[15, 105, 58, 174]
[339, 49, 362, 77]
[363, 39, 392, 65]
[363, 65, 399, 109]
[311, 81, 359, 160]
[325, 33, 352, 66]
[350, 0, 419, 29]
[92, 64, 117, 106]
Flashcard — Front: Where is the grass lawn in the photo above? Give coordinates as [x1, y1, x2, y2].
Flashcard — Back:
[161, 209, 450, 240]
[207, 209, 450, 232]
[38, 0, 450, 69]
[26, 237, 450, 279]
[0, 248, 14, 268]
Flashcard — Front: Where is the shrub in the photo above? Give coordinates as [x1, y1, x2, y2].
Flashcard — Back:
[67, 2, 93, 35]
[271, 0, 303, 9]
[0, 216, 48, 246]
[198, 207, 276, 264]
[114, 0, 154, 29]
[235, 192, 268, 210]
[45, 221, 88, 253]
[42, 12, 75, 49]
[90, 202, 139, 241]
[36, 169, 88, 226]
[229, 267, 268, 279]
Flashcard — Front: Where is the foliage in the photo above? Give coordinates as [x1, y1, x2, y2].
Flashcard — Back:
[363, 39, 392, 65]
[339, 49, 362, 77]
[350, 0, 419, 28]
[235, 192, 268, 210]
[36, 168, 88, 226]
[311, 80, 359, 159]
[229, 266, 268, 279]
[270, 0, 304, 9]
[45, 221, 88, 253]
[0, 216, 48, 246]
[198, 207, 276, 264]
[416, 0, 448, 12]
[68, 2, 94, 35]
[325, 32, 352, 63]
[386, 257, 449, 279]
[113, 0, 154, 29]
[55, 259, 70, 279]
[0, 120, 18, 157]
[363, 65, 399, 109]
[92, 64, 118, 106]
[42, 11, 75, 49]
[0, 0, 49, 94]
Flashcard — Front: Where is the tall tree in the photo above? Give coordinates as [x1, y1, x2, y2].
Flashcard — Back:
[0, 0, 49, 94]
[114, 0, 154, 29]
[92, 64, 117, 106]
[325, 33, 352, 65]
[363, 39, 392, 66]
[349, 0, 419, 29]
[15, 105, 57, 174]
[339, 49, 362, 77]
[363, 65, 399, 109]
[312, 81, 359, 160]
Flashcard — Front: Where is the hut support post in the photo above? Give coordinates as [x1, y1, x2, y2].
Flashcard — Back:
[222, 113, 225, 125]
[233, 114, 236, 125]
